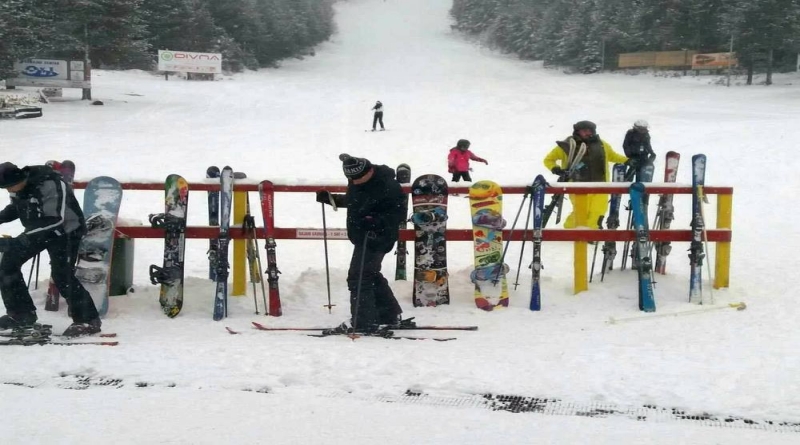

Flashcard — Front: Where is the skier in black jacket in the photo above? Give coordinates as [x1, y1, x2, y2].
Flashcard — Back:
[316, 154, 405, 332]
[622, 119, 657, 181]
[0, 162, 102, 337]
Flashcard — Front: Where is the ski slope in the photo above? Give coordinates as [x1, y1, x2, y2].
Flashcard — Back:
[2, 0, 800, 443]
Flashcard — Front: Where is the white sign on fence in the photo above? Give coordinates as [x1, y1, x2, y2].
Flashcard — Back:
[6, 58, 91, 88]
[158, 50, 222, 74]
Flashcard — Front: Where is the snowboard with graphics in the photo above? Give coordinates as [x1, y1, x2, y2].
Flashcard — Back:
[148, 174, 189, 318]
[469, 180, 508, 311]
[411, 174, 449, 307]
[74, 176, 123, 317]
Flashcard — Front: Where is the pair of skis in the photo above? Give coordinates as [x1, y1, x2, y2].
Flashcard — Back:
[0, 324, 118, 346]
[225, 321, 478, 341]
[206, 167, 283, 320]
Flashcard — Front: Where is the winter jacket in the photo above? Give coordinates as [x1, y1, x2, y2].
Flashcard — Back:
[372, 103, 383, 113]
[0, 165, 86, 244]
[543, 136, 627, 182]
[622, 129, 656, 163]
[330, 165, 405, 253]
[447, 148, 486, 173]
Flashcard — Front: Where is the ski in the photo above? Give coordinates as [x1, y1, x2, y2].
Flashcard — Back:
[622, 163, 655, 270]
[653, 151, 680, 274]
[542, 140, 587, 227]
[250, 321, 477, 331]
[629, 183, 656, 312]
[529, 175, 547, 311]
[207, 166, 220, 280]
[689, 154, 708, 304]
[0, 339, 118, 346]
[212, 167, 233, 320]
[258, 180, 283, 316]
[600, 164, 627, 281]
[395, 164, 411, 280]
[149, 174, 189, 318]
[307, 333, 455, 341]
[45, 160, 76, 311]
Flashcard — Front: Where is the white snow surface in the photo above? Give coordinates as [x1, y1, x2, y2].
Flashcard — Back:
[2, 0, 800, 443]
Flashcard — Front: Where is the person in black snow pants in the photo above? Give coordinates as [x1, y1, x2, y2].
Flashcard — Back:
[371, 100, 385, 131]
[0, 162, 102, 337]
[622, 119, 656, 181]
[316, 154, 406, 333]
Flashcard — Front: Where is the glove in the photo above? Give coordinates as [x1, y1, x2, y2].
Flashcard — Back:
[0, 235, 28, 253]
[551, 166, 565, 177]
[480, 159, 488, 165]
[448, 165, 455, 174]
[316, 190, 332, 205]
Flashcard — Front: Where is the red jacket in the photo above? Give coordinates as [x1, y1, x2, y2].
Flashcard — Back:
[448, 148, 486, 173]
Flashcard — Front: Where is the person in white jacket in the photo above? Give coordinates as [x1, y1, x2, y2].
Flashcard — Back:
[371, 101, 385, 131]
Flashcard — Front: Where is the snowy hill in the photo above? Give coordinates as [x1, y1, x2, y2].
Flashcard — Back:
[1, 0, 800, 443]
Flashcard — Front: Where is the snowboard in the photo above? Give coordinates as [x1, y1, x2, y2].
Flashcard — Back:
[74, 176, 123, 317]
[213, 167, 233, 320]
[469, 180, 509, 311]
[411, 174, 449, 307]
[148, 174, 189, 318]
[207, 166, 220, 280]
[258, 180, 283, 316]
[395, 164, 411, 281]
[45, 160, 76, 312]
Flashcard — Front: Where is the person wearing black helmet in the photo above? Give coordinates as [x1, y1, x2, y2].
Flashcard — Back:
[0, 162, 102, 337]
[315, 154, 406, 333]
[447, 139, 488, 183]
[622, 119, 656, 181]
[371, 100, 385, 131]
[543, 121, 628, 228]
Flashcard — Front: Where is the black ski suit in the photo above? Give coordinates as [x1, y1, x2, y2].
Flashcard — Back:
[329, 165, 405, 327]
[622, 129, 656, 181]
[0, 165, 99, 322]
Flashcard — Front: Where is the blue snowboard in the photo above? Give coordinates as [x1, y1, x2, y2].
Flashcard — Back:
[75, 176, 123, 317]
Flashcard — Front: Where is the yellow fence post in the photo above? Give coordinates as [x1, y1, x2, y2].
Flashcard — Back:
[573, 193, 589, 294]
[714, 192, 733, 289]
[232, 190, 248, 296]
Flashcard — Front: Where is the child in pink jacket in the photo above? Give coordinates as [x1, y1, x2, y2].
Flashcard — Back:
[447, 139, 488, 182]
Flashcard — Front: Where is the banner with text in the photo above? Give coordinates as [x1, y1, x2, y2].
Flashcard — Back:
[158, 50, 222, 74]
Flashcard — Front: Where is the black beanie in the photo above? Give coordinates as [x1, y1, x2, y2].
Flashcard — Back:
[0, 162, 27, 188]
[339, 153, 372, 180]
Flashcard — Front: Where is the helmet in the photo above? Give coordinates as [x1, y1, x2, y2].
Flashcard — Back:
[456, 139, 471, 149]
[633, 119, 649, 130]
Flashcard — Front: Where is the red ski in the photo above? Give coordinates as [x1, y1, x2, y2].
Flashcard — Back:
[258, 181, 283, 316]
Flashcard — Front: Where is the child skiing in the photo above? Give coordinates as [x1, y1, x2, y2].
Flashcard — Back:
[447, 139, 488, 182]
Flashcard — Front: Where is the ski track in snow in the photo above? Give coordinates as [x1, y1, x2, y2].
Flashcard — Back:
[2, 0, 800, 443]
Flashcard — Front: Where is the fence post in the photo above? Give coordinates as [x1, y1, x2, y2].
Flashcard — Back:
[232, 190, 248, 295]
[714, 192, 733, 289]
[573, 193, 589, 294]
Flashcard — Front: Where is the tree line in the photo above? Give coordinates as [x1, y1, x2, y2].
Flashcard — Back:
[450, 0, 800, 83]
[0, 0, 336, 79]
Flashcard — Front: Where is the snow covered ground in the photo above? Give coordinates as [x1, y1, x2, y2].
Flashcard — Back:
[2, 0, 800, 443]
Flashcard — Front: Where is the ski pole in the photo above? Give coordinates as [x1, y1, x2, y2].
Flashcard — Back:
[27, 253, 40, 289]
[514, 191, 534, 289]
[244, 214, 260, 314]
[496, 190, 530, 285]
[620, 201, 633, 270]
[589, 216, 604, 283]
[321, 202, 335, 314]
[350, 231, 374, 338]
[698, 187, 714, 304]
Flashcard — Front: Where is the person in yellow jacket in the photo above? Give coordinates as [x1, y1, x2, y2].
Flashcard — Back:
[543, 121, 628, 229]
